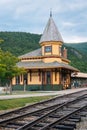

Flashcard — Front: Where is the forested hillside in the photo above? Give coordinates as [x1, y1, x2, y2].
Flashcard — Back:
[65, 42, 87, 72]
[0, 32, 41, 56]
[0, 32, 87, 72]
[64, 45, 87, 72]
[66, 42, 87, 55]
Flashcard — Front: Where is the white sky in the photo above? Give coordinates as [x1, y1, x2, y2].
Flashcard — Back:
[0, 0, 87, 43]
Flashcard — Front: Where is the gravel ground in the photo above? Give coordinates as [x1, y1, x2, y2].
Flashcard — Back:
[75, 116, 87, 130]
[0, 87, 87, 130]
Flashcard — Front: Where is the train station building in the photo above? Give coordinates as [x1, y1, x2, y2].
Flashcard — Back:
[12, 13, 78, 90]
[71, 72, 87, 88]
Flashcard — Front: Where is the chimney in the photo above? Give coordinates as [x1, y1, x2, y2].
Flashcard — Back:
[63, 47, 67, 59]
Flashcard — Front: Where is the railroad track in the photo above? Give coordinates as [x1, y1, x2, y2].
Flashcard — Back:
[0, 90, 87, 130]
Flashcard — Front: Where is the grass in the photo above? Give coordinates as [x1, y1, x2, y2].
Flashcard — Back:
[0, 95, 55, 110]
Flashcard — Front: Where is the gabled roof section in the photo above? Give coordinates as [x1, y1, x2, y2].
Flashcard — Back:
[19, 48, 42, 58]
[39, 15, 63, 44]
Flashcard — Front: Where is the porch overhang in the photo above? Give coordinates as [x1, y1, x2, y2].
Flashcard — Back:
[17, 61, 79, 72]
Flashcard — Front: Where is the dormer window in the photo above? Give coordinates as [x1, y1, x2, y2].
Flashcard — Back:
[45, 46, 52, 53]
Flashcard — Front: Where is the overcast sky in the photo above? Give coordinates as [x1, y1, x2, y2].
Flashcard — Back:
[0, 0, 87, 43]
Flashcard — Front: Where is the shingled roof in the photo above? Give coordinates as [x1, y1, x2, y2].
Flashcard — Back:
[17, 61, 78, 71]
[39, 15, 63, 44]
[19, 48, 42, 58]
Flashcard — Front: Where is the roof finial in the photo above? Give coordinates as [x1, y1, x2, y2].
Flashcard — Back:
[50, 8, 52, 17]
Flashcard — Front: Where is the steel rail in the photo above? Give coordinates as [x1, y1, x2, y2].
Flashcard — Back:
[0, 90, 87, 130]
[16, 94, 87, 130]
[39, 105, 87, 130]
[0, 90, 86, 118]
[0, 102, 66, 124]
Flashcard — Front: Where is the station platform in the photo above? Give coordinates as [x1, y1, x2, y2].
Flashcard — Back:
[0, 87, 87, 100]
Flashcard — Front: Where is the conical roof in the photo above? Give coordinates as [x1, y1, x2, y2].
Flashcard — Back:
[39, 15, 63, 44]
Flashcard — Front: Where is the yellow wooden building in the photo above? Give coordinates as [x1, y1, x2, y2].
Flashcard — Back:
[12, 13, 78, 90]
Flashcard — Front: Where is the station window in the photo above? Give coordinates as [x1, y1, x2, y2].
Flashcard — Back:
[16, 76, 20, 84]
[45, 46, 52, 53]
[55, 70, 57, 81]
[38, 70, 41, 82]
[30, 71, 32, 82]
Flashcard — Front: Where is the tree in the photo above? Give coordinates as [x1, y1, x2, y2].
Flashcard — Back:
[0, 38, 4, 44]
[0, 49, 26, 94]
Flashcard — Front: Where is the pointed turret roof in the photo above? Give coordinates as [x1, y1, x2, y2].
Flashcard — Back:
[39, 14, 63, 44]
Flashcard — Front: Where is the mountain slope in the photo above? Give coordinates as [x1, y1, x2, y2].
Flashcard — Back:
[0, 32, 41, 56]
[65, 42, 87, 55]
[0, 31, 87, 72]
[64, 45, 87, 72]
